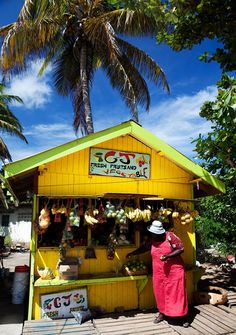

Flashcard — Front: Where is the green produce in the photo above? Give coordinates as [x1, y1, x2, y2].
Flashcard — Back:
[123, 259, 147, 273]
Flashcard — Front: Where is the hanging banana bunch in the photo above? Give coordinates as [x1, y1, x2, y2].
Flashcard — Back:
[84, 210, 98, 225]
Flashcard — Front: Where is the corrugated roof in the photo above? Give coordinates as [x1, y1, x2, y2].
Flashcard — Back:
[4, 120, 225, 193]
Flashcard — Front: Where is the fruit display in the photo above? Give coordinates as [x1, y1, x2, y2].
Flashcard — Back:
[84, 210, 99, 225]
[104, 201, 117, 218]
[37, 266, 54, 280]
[36, 197, 199, 249]
[125, 206, 152, 222]
[69, 208, 80, 227]
[180, 212, 193, 225]
[171, 202, 199, 226]
[123, 259, 148, 275]
[39, 206, 51, 229]
[115, 208, 126, 224]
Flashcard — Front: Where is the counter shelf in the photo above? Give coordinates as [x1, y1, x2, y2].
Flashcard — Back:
[34, 272, 149, 294]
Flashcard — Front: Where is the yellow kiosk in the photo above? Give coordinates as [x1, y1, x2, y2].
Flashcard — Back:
[4, 121, 224, 320]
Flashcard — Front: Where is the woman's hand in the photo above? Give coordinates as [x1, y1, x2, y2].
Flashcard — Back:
[160, 255, 168, 261]
[160, 248, 183, 261]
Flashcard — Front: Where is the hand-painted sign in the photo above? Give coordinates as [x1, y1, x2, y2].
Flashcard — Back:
[90, 148, 150, 179]
[40, 288, 88, 319]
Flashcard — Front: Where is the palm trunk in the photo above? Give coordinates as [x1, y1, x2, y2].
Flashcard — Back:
[80, 43, 94, 134]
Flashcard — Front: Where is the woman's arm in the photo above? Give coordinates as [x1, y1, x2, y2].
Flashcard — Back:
[160, 249, 183, 261]
[126, 242, 151, 258]
[160, 232, 184, 261]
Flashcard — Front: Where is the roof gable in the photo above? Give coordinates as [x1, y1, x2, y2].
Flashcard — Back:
[4, 120, 225, 194]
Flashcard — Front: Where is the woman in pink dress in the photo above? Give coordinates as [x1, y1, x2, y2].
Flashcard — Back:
[127, 220, 189, 327]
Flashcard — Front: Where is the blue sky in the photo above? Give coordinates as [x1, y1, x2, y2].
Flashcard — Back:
[0, 0, 223, 163]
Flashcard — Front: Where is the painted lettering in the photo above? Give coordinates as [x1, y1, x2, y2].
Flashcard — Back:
[105, 151, 117, 163]
[62, 294, 72, 307]
[43, 298, 54, 310]
[119, 153, 135, 164]
[54, 297, 61, 308]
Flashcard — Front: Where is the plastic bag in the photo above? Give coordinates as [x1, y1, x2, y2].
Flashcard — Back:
[71, 309, 92, 324]
[85, 241, 96, 259]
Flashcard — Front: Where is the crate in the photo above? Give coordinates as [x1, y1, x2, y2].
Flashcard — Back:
[59, 264, 78, 280]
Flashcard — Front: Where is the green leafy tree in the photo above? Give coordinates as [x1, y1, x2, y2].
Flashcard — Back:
[194, 74, 236, 255]
[157, 0, 236, 72]
[0, 0, 169, 135]
[113, 0, 236, 72]
[194, 74, 236, 181]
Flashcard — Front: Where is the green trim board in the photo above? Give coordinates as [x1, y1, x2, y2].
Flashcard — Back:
[28, 194, 37, 320]
[4, 123, 131, 178]
[34, 274, 148, 287]
[4, 120, 224, 194]
[136, 277, 149, 295]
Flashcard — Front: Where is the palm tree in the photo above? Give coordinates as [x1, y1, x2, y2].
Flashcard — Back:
[0, 83, 26, 207]
[0, 0, 169, 135]
[0, 82, 27, 162]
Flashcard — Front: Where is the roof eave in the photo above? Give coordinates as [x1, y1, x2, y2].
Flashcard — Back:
[4, 120, 225, 195]
[4, 122, 132, 178]
[129, 122, 225, 194]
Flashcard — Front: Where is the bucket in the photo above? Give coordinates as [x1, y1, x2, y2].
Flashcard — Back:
[12, 265, 30, 304]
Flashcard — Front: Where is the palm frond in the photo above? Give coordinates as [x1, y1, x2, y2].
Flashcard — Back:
[1, 24, 57, 73]
[18, 0, 61, 22]
[53, 43, 81, 96]
[97, 8, 157, 36]
[0, 137, 12, 162]
[1, 2, 60, 74]
[0, 94, 23, 105]
[103, 55, 139, 121]
[0, 121, 28, 143]
[0, 23, 14, 37]
[117, 38, 170, 92]
[0, 173, 19, 208]
[88, 0, 105, 17]
[85, 19, 120, 61]
[117, 53, 150, 111]
[0, 108, 28, 143]
[38, 32, 63, 76]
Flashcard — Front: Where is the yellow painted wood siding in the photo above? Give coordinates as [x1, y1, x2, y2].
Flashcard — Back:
[33, 281, 139, 319]
[33, 134, 196, 319]
[37, 134, 195, 264]
[35, 248, 141, 277]
[33, 271, 193, 319]
[38, 135, 192, 199]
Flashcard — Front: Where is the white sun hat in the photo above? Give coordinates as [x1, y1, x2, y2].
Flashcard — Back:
[147, 220, 165, 234]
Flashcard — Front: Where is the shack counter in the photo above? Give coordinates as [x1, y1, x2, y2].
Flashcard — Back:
[4, 121, 225, 320]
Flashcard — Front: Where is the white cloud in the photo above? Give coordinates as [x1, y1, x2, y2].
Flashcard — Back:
[25, 123, 76, 140]
[4, 122, 76, 162]
[6, 60, 53, 109]
[140, 86, 217, 158]
[5, 85, 217, 162]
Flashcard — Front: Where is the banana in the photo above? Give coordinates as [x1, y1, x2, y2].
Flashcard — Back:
[93, 209, 99, 216]
[84, 211, 98, 225]
[84, 214, 93, 225]
[89, 216, 99, 224]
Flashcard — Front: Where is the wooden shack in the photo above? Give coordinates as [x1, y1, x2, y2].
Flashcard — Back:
[4, 120, 224, 320]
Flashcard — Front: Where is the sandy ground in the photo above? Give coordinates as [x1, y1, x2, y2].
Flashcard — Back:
[1, 251, 30, 272]
[0, 252, 30, 335]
